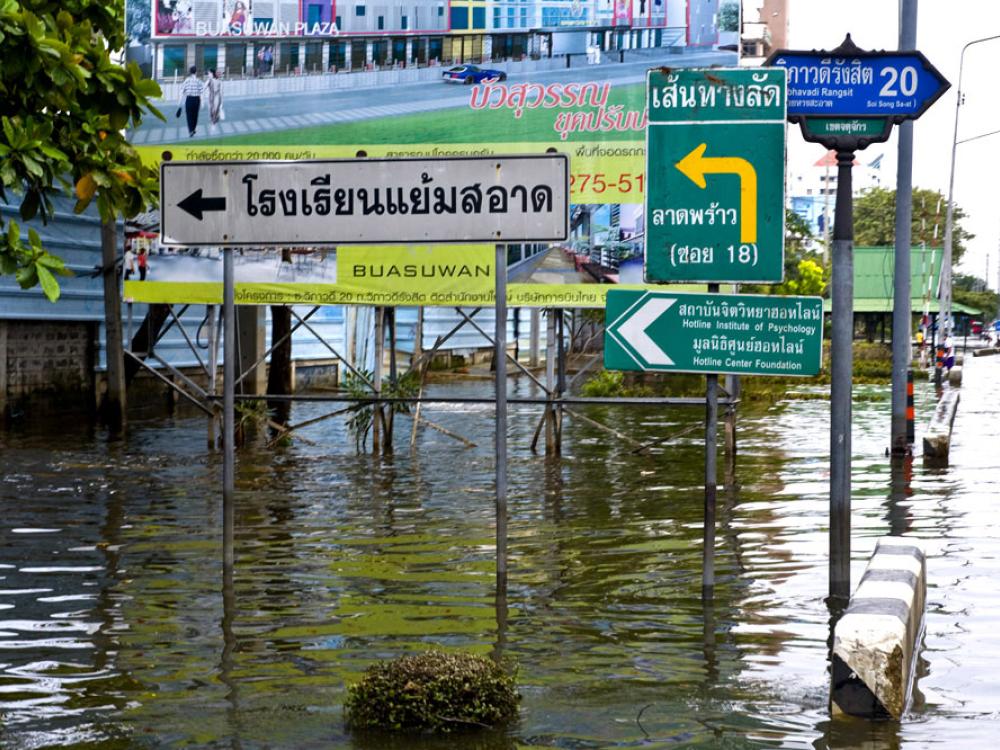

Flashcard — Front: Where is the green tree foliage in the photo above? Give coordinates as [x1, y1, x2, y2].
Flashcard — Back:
[718, 2, 739, 32]
[745, 210, 825, 296]
[854, 187, 973, 266]
[955, 289, 999, 320]
[955, 273, 988, 293]
[950, 275, 998, 320]
[773, 258, 827, 296]
[0, 0, 162, 301]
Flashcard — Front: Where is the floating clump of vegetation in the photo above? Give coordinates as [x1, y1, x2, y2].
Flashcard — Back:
[344, 650, 519, 733]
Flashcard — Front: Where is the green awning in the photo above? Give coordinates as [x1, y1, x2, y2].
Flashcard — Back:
[821, 298, 982, 315]
[816, 246, 980, 315]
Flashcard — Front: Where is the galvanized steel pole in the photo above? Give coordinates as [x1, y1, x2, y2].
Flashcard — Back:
[495, 245, 508, 595]
[830, 150, 855, 602]
[891, 0, 917, 455]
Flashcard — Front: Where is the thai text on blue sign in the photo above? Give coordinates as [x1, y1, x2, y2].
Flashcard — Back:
[769, 52, 949, 119]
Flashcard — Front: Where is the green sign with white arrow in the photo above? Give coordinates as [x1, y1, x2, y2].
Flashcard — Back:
[645, 68, 787, 283]
[604, 289, 823, 376]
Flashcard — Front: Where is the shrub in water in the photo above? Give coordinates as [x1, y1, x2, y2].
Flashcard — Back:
[344, 650, 519, 733]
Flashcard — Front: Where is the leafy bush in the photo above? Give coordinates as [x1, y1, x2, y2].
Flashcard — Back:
[345, 651, 519, 733]
[580, 370, 656, 397]
[580, 370, 625, 397]
[344, 368, 421, 451]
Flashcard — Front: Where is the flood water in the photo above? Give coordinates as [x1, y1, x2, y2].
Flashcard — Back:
[2, 353, 999, 749]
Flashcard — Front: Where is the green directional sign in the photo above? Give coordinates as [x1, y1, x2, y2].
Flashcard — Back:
[604, 289, 823, 376]
[645, 68, 787, 283]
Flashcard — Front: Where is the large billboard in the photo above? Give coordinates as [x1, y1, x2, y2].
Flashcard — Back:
[128, 0, 734, 305]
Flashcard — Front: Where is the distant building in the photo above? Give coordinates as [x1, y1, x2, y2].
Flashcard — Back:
[142, 0, 703, 79]
[740, 0, 785, 64]
[788, 150, 886, 244]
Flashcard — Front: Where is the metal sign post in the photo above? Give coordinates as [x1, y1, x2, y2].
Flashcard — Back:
[767, 35, 950, 602]
[223, 247, 235, 574]
[829, 149, 854, 601]
[494, 245, 508, 597]
[641, 68, 788, 595]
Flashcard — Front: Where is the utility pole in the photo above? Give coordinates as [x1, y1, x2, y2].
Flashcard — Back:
[891, 0, 917, 455]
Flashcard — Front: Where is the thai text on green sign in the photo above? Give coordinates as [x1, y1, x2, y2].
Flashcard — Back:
[644, 68, 787, 284]
[604, 289, 824, 376]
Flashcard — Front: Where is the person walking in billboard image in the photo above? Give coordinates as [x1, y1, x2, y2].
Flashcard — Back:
[176, 65, 204, 137]
[206, 69, 224, 132]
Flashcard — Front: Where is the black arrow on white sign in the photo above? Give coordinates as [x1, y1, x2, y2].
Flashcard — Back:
[177, 189, 226, 221]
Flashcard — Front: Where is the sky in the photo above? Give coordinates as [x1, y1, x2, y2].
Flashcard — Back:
[785, 0, 1000, 290]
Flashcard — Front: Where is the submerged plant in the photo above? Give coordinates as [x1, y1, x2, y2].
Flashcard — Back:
[344, 369, 421, 452]
[344, 650, 519, 733]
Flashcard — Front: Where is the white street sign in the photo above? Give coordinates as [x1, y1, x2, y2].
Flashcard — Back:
[159, 155, 569, 247]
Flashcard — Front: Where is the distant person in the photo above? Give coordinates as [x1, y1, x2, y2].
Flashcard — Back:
[206, 69, 223, 131]
[263, 46, 273, 74]
[123, 246, 136, 281]
[138, 247, 149, 281]
[943, 334, 955, 372]
[177, 65, 204, 137]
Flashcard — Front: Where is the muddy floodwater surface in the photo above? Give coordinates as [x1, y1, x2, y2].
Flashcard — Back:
[2, 354, 999, 749]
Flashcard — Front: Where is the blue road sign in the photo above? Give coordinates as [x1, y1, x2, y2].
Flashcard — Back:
[767, 45, 949, 122]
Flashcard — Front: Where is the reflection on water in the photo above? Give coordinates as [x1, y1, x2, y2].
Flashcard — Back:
[1, 356, 999, 748]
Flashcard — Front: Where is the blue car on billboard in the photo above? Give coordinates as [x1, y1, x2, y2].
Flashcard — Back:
[442, 64, 507, 84]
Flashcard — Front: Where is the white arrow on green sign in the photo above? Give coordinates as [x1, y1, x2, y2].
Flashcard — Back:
[604, 289, 823, 377]
[645, 67, 787, 284]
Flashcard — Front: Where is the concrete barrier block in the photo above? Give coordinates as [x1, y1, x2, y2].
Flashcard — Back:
[973, 347, 1000, 357]
[947, 366, 962, 387]
[832, 537, 926, 719]
[922, 389, 960, 460]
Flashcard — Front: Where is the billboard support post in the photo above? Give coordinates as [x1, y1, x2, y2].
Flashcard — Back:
[223, 247, 235, 576]
[495, 244, 509, 598]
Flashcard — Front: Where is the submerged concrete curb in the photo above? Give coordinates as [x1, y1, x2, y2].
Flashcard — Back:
[832, 537, 926, 720]
[923, 389, 960, 461]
